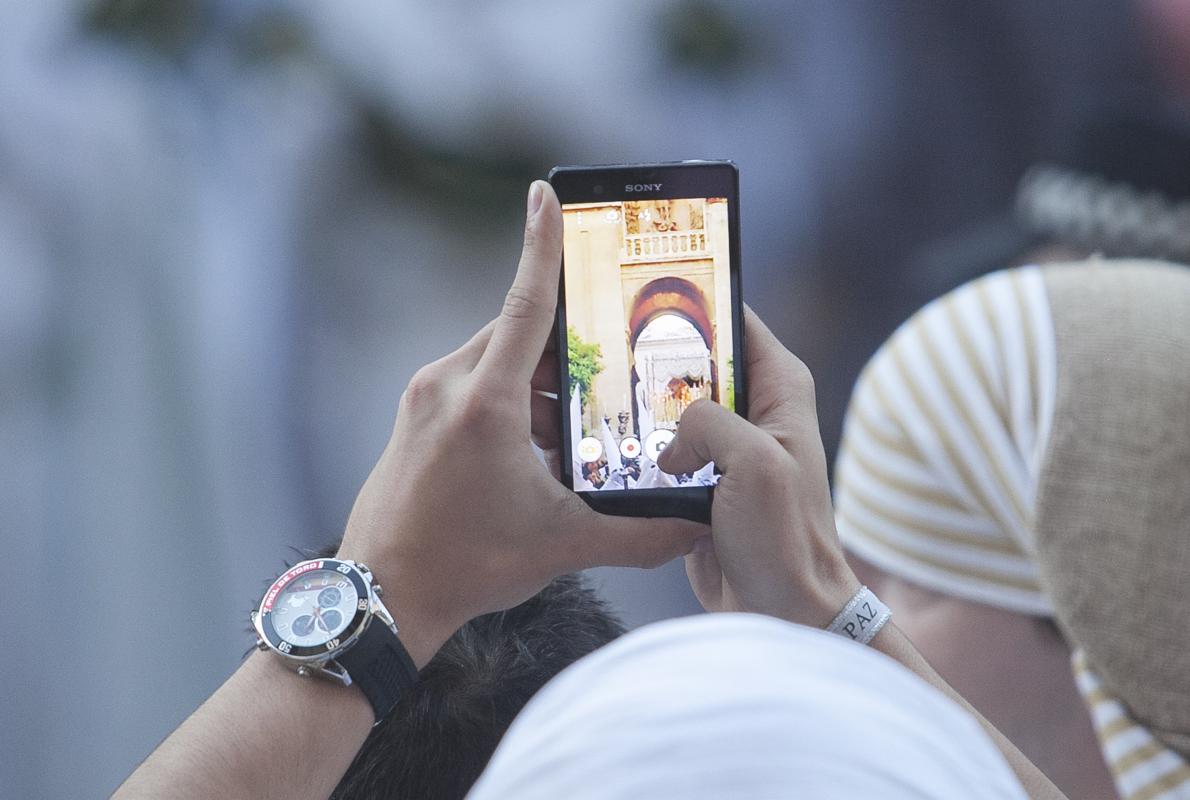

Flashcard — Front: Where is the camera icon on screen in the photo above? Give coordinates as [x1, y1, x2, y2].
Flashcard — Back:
[644, 430, 674, 462]
[578, 437, 604, 463]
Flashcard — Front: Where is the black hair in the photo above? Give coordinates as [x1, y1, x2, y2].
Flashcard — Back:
[309, 543, 625, 800]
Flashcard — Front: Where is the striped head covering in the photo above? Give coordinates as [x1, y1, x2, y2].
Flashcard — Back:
[835, 260, 1190, 800]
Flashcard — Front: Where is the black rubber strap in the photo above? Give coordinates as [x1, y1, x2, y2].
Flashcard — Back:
[336, 617, 419, 723]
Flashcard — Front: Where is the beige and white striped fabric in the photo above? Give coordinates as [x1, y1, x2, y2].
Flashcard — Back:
[834, 262, 1190, 800]
[835, 267, 1056, 615]
[1074, 651, 1190, 800]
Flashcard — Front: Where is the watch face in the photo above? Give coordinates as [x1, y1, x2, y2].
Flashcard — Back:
[256, 560, 370, 659]
[273, 569, 359, 645]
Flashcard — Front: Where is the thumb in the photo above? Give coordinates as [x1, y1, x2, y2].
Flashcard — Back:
[571, 513, 709, 570]
[656, 399, 757, 475]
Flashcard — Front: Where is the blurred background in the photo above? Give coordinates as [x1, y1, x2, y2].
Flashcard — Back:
[2, 0, 1186, 796]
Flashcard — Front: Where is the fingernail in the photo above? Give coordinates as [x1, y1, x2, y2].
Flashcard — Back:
[526, 181, 544, 219]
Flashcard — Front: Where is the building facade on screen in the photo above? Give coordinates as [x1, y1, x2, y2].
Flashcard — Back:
[562, 196, 734, 441]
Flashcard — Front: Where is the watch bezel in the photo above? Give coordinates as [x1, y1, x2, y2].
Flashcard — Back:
[254, 558, 371, 661]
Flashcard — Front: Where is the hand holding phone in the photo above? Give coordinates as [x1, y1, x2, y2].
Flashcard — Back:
[549, 161, 747, 522]
[656, 307, 860, 626]
[337, 180, 705, 664]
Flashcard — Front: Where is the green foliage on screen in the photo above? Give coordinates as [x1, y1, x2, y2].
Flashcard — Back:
[567, 327, 603, 408]
[724, 357, 735, 412]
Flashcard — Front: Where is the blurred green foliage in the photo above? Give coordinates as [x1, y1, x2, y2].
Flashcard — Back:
[659, 0, 752, 77]
[84, 0, 310, 64]
[80, 0, 544, 215]
[78, 0, 755, 220]
[84, 0, 207, 59]
[357, 104, 546, 218]
[78, 1, 754, 221]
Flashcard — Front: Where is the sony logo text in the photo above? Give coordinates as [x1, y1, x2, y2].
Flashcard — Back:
[625, 183, 662, 192]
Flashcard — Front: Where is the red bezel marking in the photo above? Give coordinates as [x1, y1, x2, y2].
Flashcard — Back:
[262, 560, 324, 612]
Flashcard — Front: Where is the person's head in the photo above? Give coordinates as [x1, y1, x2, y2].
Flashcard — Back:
[467, 614, 1029, 800]
[293, 542, 625, 800]
[834, 260, 1190, 799]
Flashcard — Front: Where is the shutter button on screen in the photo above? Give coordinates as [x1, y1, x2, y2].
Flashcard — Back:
[643, 429, 674, 462]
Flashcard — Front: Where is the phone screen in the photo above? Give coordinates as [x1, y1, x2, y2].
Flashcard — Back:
[560, 195, 736, 493]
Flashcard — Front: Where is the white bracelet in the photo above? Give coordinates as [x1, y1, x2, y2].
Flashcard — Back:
[826, 585, 891, 645]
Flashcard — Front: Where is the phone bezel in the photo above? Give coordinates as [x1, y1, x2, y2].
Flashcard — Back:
[548, 160, 746, 523]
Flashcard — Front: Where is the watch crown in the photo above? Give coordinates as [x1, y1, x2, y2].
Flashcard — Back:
[255, 638, 268, 651]
[250, 610, 258, 622]
[297, 665, 312, 678]
[373, 584, 383, 597]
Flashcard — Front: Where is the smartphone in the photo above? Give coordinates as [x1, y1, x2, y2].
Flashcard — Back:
[549, 161, 746, 523]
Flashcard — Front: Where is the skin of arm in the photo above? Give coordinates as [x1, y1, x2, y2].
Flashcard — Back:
[872, 624, 1070, 800]
[657, 308, 1068, 800]
[113, 182, 704, 800]
[114, 652, 376, 800]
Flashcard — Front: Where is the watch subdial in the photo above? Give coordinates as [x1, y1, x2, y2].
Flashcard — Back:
[319, 609, 343, 633]
[317, 587, 341, 608]
[292, 614, 316, 638]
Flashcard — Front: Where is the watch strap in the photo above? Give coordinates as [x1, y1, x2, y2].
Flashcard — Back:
[336, 616, 419, 723]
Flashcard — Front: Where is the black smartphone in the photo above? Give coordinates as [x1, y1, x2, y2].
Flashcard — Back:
[548, 160, 746, 523]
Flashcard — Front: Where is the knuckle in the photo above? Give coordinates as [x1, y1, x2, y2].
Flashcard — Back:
[402, 366, 442, 409]
[754, 440, 795, 482]
[522, 221, 541, 252]
[500, 284, 546, 322]
[787, 355, 816, 399]
[522, 215, 560, 256]
[455, 386, 497, 428]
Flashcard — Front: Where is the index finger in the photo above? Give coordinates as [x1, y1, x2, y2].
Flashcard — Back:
[744, 304, 795, 376]
[739, 305, 823, 459]
[478, 180, 564, 386]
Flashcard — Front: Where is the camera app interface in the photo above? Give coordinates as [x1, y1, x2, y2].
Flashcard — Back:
[562, 196, 735, 492]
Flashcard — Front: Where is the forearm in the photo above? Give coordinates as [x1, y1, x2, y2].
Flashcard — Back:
[871, 624, 1069, 800]
[115, 180, 687, 799]
[114, 651, 373, 800]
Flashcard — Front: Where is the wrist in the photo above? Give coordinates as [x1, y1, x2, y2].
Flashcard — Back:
[389, 607, 455, 670]
[772, 552, 862, 629]
[808, 565, 864, 628]
[253, 555, 429, 727]
[332, 547, 458, 670]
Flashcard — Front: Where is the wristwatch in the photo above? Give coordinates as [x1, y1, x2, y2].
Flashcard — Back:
[251, 558, 418, 724]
